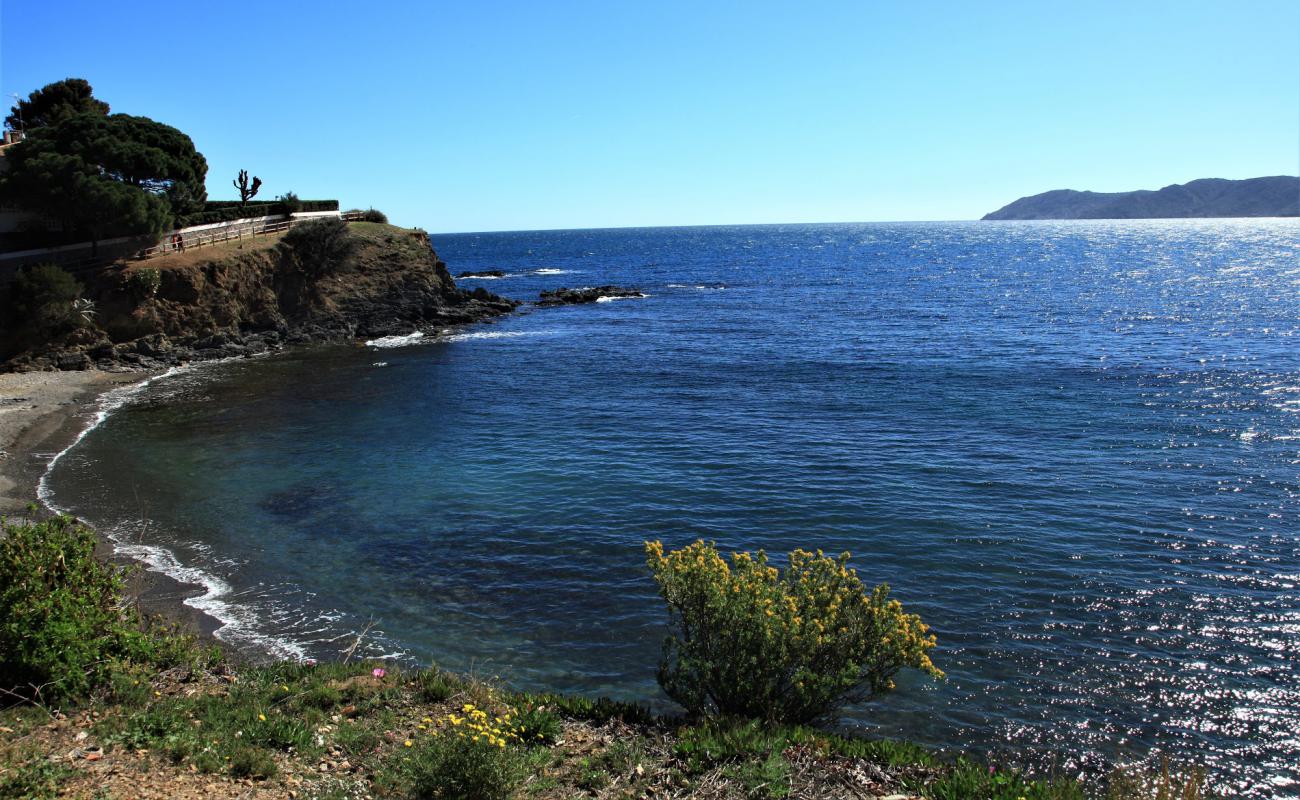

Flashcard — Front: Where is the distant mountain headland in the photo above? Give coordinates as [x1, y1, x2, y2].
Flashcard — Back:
[982, 176, 1300, 220]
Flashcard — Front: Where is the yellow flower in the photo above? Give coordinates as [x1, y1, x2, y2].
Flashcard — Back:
[258, 713, 266, 722]
[404, 739, 413, 747]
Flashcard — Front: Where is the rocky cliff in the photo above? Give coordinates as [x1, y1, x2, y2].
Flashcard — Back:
[1, 221, 517, 372]
[982, 176, 1300, 220]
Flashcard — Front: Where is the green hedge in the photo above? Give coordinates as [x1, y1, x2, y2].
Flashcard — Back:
[176, 207, 274, 227]
[176, 200, 339, 228]
[200, 200, 337, 212]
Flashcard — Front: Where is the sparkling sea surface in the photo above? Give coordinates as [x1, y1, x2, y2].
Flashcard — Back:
[45, 220, 1300, 795]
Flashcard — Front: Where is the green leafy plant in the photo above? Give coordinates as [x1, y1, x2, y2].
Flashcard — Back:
[279, 217, 355, 278]
[510, 704, 562, 746]
[123, 267, 161, 299]
[0, 110, 206, 245]
[229, 747, 278, 779]
[674, 717, 793, 772]
[0, 516, 150, 703]
[912, 756, 1087, 800]
[0, 753, 72, 800]
[358, 207, 388, 223]
[645, 540, 942, 723]
[277, 191, 302, 215]
[403, 706, 528, 800]
[5, 263, 82, 334]
[512, 689, 654, 725]
[414, 667, 460, 703]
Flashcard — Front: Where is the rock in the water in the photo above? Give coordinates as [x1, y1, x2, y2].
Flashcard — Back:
[536, 286, 645, 306]
[456, 270, 506, 278]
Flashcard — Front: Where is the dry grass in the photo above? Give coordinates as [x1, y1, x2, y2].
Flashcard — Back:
[117, 231, 288, 272]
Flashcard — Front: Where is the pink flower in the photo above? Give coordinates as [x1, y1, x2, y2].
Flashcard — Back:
[372, 668, 387, 678]
[303, 658, 317, 667]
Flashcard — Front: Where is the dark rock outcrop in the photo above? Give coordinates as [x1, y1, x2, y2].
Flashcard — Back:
[536, 286, 645, 306]
[982, 176, 1300, 220]
[2, 224, 519, 372]
[456, 270, 506, 278]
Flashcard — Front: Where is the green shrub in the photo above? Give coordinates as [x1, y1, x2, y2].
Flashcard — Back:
[414, 668, 459, 703]
[724, 751, 791, 799]
[359, 207, 388, 223]
[512, 690, 654, 725]
[404, 730, 526, 800]
[674, 718, 794, 772]
[645, 540, 942, 723]
[229, 747, 278, 779]
[179, 199, 338, 226]
[510, 704, 562, 746]
[279, 217, 355, 278]
[123, 267, 161, 299]
[0, 516, 152, 703]
[277, 191, 302, 215]
[913, 756, 1086, 800]
[5, 263, 82, 333]
[0, 753, 71, 799]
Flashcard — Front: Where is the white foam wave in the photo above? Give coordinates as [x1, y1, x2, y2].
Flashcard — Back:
[596, 293, 648, 302]
[108, 526, 307, 660]
[37, 363, 312, 662]
[365, 331, 425, 348]
[457, 274, 511, 280]
[37, 367, 183, 505]
[667, 284, 725, 290]
[533, 268, 570, 275]
[442, 330, 540, 342]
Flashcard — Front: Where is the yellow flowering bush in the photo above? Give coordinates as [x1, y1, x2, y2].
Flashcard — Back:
[439, 702, 522, 748]
[406, 703, 527, 799]
[645, 540, 942, 723]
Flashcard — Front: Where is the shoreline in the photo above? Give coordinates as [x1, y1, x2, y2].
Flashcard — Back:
[0, 368, 225, 643]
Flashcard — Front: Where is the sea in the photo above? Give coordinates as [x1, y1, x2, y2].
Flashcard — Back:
[41, 220, 1300, 795]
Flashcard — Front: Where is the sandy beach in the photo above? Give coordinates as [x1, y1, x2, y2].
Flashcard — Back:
[0, 369, 145, 517]
[0, 368, 223, 640]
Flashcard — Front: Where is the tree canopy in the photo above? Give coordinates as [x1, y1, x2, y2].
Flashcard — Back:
[4, 78, 109, 131]
[0, 112, 208, 245]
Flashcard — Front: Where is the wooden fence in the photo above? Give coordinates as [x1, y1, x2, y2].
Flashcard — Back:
[1, 212, 368, 285]
[136, 217, 297, 259]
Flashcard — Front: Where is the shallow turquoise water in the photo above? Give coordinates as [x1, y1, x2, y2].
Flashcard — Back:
[47, 220, 1300, 794]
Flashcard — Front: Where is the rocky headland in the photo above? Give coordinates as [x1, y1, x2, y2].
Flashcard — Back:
[982, 175, 1300, 220]
[0, 221, 519, 373]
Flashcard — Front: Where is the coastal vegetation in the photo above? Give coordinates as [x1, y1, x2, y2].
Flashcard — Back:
[0, 514, 1211, 798]
[4, 78, 109, 131]
[0, 80, 207, 250]
[0, 78, 338, 249]
[645, 540, 941, 723]
[3, 264, 84, 339]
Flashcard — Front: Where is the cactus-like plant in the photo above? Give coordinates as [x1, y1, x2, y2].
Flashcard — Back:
[233, 169, 262, 208]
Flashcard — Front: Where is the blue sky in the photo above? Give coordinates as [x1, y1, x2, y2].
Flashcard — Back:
[2, 1, 1297, 232]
